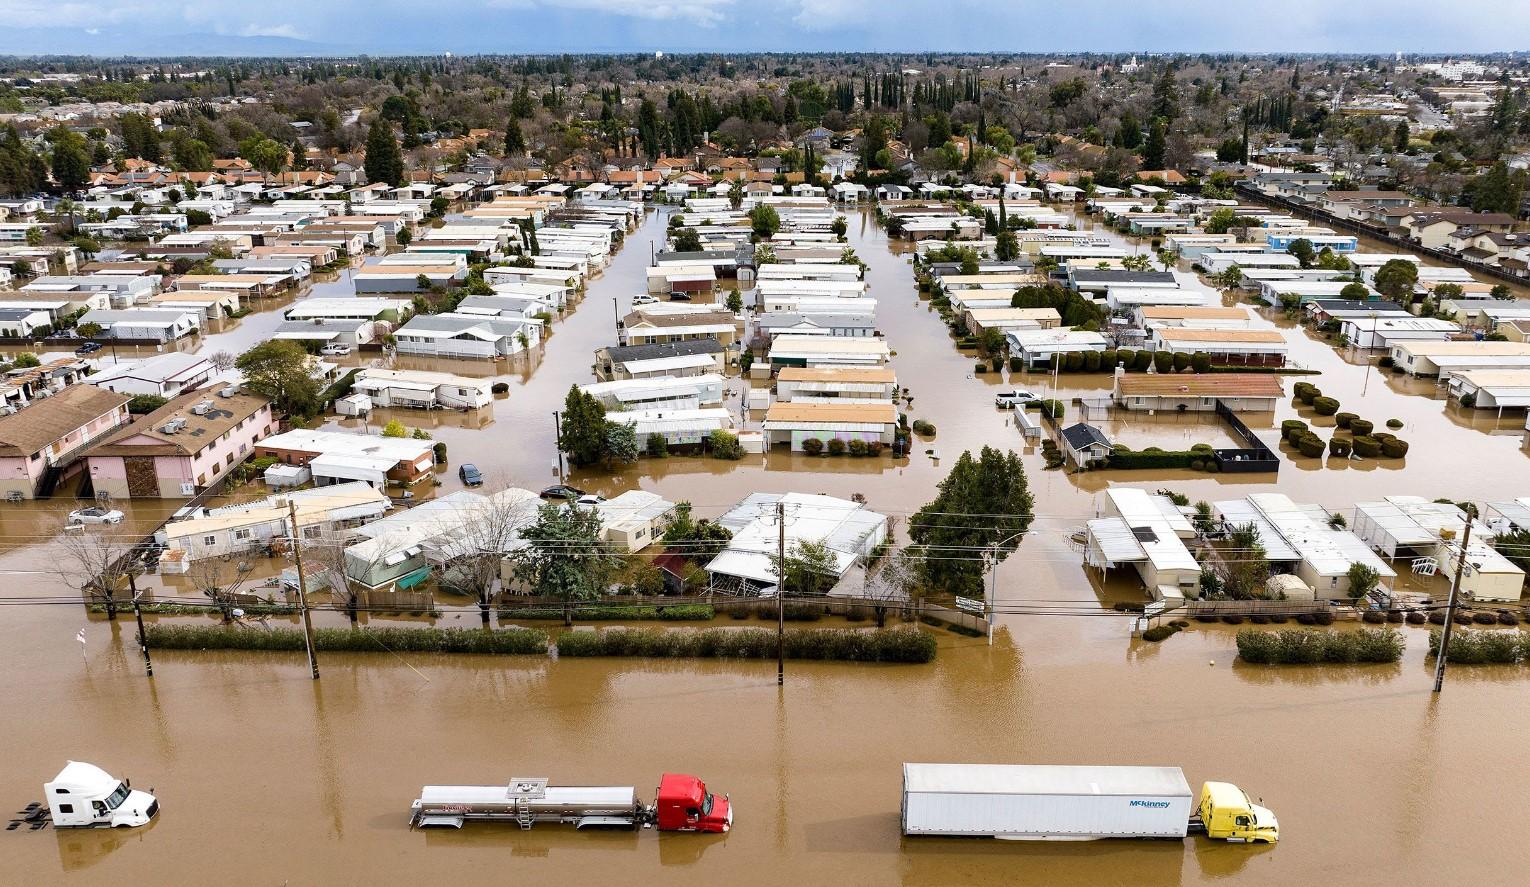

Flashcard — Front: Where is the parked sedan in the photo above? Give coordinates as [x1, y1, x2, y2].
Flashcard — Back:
[75, 341, 102, 355]
[458, 463, 484, 486]
[574, 494, 607, 507]
[67, 506, 125, 525]
[539, 484, 586, 501]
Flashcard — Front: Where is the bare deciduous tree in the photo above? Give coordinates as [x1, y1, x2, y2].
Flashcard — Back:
[54, 520, 143, 620]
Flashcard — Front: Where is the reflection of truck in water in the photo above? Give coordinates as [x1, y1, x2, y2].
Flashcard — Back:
[45, 762, 159, 828]
[410, 773, 731, 833]
[901, 764, 1277, 843]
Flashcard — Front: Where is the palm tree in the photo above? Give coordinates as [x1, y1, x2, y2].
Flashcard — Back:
[55, 198, 79, 235]
[727, 179, 744, 210]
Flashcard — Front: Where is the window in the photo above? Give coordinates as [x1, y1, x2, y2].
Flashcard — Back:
[233, 529, 251, 541]
[203, 536, 216, 546]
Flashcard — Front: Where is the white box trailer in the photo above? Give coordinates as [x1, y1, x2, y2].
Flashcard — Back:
[901, 763, 1193, 840]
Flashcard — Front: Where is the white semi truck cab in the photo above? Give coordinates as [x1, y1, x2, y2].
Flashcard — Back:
[45, 761, 159, 828]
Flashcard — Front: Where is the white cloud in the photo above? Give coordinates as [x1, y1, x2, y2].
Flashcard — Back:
[234, 23, 310, 39]
[537, 0, 737, 25]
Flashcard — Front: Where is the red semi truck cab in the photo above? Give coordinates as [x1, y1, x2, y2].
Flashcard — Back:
[654, 773, 731, 833]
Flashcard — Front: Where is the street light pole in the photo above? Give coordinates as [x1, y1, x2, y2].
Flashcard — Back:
[1432, 511, 1475, 693]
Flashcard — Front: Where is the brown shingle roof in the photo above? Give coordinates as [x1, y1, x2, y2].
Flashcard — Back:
[1116, 373, 1284, 399]
[0, 385, 130, 457]
[86, 391, 271, 458]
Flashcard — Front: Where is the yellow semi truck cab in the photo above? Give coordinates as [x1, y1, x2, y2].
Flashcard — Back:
[1198, 781, 1278, 843]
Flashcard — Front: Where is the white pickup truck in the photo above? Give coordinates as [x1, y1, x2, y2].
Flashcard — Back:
[994, 390, 1037, 409]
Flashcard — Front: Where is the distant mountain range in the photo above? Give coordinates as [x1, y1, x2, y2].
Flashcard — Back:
[0, 28, 350, 58]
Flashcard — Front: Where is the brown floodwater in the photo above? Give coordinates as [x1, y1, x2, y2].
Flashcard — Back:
[4, 206, 1530, 885]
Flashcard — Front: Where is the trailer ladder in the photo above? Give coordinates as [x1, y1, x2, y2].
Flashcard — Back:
[507, 777, 547, 830]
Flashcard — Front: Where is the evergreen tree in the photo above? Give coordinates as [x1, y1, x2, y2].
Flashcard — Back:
[504, 117, 526, 155]
[47, 127, 91, 193]
[1141, 118, 1168, 170]
[557, 386, 608, 468]
[363, 119, 404, 187]
[908, 447, 1034, 594]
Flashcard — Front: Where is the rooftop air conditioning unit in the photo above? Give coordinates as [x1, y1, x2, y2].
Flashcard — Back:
[218, 385, 239, 397]
[160, 417, 187, 434]
[191, 399, 215, 415]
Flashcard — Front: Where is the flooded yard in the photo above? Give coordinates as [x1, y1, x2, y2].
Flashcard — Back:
[3, 205, 1530, 885]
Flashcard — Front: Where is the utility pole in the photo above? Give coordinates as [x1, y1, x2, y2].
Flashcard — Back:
[289, 499, 320, 680]
[552, 410, 565, 482]
[127, 570, 152, 677]
[776, 499, 786, 687]
[1432, 511, 1474, 693]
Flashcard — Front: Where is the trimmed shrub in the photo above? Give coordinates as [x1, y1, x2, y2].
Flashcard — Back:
[1281, 419, 1309, 439]
[1361, 610, 1386, 624]
[911, 419, 937, 436]
[1428, 628, 1522, 664]
[1009, 356, 1024, 372]
[1328, 437, 1352, 457]
[1379, 438, 1409, 458]
[1334, 412, 1358, 429]
[782, 603, 825, 621]
[554, 627, 938, 663]
[1385, 418, 1403, 429]
[1220, 614, 1245, 625]
[847, 439, 869, 457]
[657, 604, 716, 621]
[1172, 352, 1192, 372]
[1235, 628, 1404, 664]
[1406, 611, 1426, 624]
[1453, 611, 1473, 625]
[1349, 419, 1375, 437]
[1116, 349, 1136, 369]
[1100, 349, 1118, 369]
[1191, 352, 1211, 372]
[1351, 435, 1382, 457]
[1498, 610, 1520, 626]
[802, 437, 824, 456]
[1312, 396, 1340, 416]
[1083, 350, 1103, 372]
[1297, 434, 1325, 458]
[974, 362, 988, 374]
[1471, 611, 1499, 625]
[144, 624, 548, 654]
[827, 438, 847, 456]
[1313, 610, 1335, 626]
[1386, 610, 1405, 624]
[1427, 610, 1447, 625]
[1133, 350, 1153, 371]
[1153, 350, 1174, 373]
[1142, 624, 1180, 642]
[1292, 381, 1317, 401]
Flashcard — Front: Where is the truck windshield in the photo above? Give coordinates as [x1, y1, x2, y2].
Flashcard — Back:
[104, 782, 131, 810]
[701, 791, 713, 815]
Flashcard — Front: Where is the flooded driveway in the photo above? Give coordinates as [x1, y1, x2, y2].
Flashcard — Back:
[2, 206, 1529, 885]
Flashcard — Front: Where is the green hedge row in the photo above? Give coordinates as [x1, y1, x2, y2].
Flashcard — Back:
[1428, 628, 1530, 664]
[144, 624, 549, 654]
[500, 604, 715, 621]
[1235, 628, 1403, 664]
[554, 627, 937, 663]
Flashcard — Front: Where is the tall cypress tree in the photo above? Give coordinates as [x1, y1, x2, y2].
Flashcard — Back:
[363, 119, 404, 187]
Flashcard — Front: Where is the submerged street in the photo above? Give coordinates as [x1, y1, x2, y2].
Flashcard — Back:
[3, 205, 1530, 885]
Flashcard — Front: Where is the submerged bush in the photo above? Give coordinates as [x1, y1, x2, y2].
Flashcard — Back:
[1428, 628, 1525, 664]
[554, 627, 937, 663]
[145, 624, 548, 654]
[1235, 628, 1404, 664]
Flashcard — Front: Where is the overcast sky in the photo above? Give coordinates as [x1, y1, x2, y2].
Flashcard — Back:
[2, 0, 1529, 55]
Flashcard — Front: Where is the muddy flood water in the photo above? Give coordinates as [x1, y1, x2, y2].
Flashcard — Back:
[3, 207, 1530, 885]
